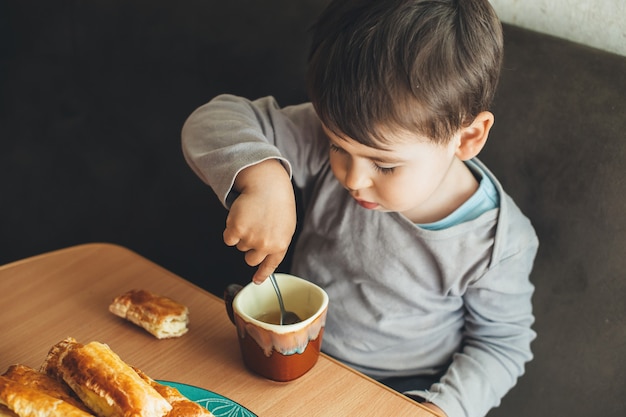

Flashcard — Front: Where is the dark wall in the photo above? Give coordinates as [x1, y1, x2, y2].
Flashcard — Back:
[0, 0, 329, 295]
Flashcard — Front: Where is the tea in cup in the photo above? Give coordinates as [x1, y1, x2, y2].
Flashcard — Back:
[224, 273, 329, 382]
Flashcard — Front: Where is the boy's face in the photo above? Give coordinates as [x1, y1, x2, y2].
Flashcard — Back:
[323, 125, 470, 224]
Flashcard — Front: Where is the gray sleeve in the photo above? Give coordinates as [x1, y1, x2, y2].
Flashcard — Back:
[412, 217, 538, 417]
[181, 94, 294, 206]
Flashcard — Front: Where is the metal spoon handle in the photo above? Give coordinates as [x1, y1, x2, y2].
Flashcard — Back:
[269, 273, 286, 325]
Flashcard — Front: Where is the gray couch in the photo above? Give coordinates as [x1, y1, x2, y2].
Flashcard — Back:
[481, 24, 626, 417]
[2, 1, 624, 416]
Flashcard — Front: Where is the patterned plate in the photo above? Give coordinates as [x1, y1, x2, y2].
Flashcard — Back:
[158, 380, 257, 417]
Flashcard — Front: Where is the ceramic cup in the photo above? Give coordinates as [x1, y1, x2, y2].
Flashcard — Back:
[224, 273, 329, 382]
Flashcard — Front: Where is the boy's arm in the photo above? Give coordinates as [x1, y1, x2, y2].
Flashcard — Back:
[182, 94, 294, 206]
[414, 232, 538, 417]
[181, 95, 314, 282]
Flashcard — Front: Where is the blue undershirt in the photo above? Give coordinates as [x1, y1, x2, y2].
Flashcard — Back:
[419, 159, 500, 230]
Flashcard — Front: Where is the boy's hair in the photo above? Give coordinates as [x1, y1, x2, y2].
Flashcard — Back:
[307, 0, 503, 146]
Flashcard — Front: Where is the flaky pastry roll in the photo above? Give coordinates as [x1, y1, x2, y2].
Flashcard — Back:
[1, 364, 90, 413]
[132, 368, 213, 417]
[0, 375, 94, 417]
[40, 337, 172, 417]
[109, 289, 189, 339]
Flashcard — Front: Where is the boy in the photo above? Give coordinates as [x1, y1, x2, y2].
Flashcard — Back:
[181, 1, 538, 416]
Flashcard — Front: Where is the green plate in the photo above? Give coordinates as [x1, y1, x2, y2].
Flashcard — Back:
[158, 380, 257, 417]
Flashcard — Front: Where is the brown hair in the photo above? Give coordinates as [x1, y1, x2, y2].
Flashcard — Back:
[307, 0, 503, 146]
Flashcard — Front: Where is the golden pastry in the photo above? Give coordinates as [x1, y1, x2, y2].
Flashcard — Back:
[109, 289, 189, 339]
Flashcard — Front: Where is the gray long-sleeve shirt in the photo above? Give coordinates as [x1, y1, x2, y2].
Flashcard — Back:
[182, 94, 538, 417]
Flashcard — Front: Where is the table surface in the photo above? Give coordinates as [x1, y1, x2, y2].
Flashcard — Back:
[0, 243, 438, 416]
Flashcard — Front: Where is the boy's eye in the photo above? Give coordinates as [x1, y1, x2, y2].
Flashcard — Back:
[330, 141, 396, 174]
[372, 163, 395, 175]
[329, 143, 344, 153]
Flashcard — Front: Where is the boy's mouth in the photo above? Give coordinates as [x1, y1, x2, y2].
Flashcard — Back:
[355, 198, 379, 210]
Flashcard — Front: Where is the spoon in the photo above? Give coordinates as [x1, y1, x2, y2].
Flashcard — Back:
[268, 274, 301, 325]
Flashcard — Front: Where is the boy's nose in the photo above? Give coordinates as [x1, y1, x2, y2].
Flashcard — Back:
[343, 161, 371, 191]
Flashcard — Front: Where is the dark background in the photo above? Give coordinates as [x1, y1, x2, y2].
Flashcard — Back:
[1, 0, 329, 295]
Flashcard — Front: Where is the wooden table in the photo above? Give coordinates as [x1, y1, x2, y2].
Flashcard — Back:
[0, 243, 438, 416]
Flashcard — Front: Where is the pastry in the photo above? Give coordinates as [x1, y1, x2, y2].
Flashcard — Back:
[40, 337, 172, 417]
[109, 289, 189, 339]
[1, 364, 90, 413]
[132, 368, 213, 417]
[0, 375, 94, 417]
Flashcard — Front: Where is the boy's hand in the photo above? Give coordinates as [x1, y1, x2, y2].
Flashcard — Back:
[223, 159, 297, 284]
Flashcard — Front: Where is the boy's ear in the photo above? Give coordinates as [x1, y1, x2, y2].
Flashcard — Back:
[455, 111, 494, 160]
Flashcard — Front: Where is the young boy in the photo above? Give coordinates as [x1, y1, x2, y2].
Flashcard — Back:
[181, 1, 538, 416]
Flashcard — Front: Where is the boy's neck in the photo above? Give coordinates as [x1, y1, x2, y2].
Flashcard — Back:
[401, 158, 479, 224]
